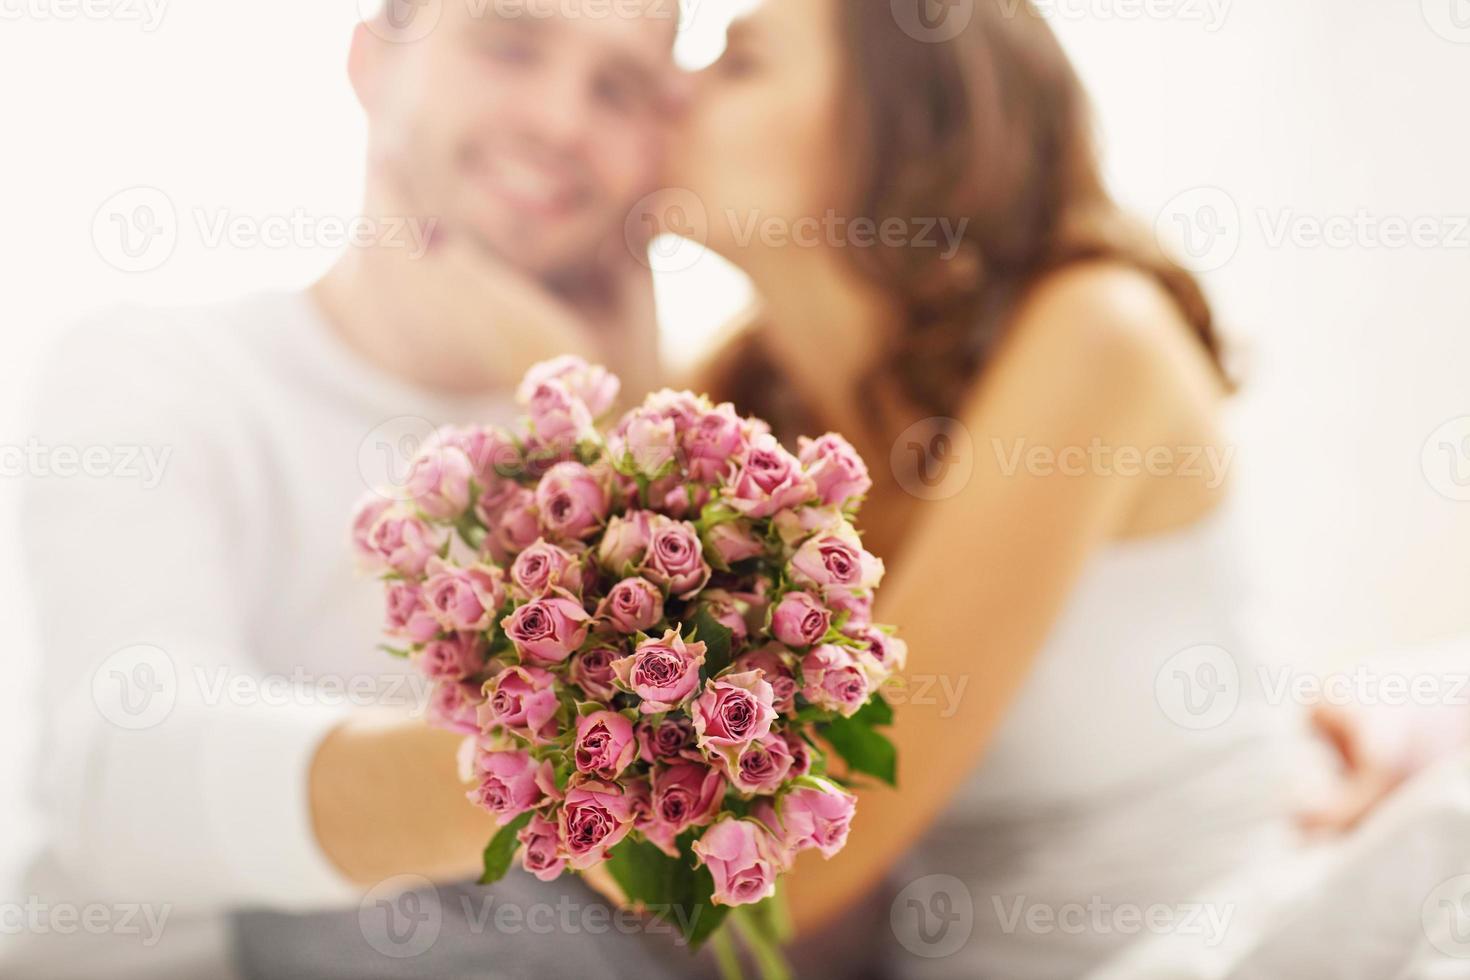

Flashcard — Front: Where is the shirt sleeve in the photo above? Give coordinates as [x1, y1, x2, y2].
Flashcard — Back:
[21, 311, 360, 912]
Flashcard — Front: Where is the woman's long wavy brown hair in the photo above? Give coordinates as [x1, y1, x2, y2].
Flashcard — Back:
[713, 0, 1224, 429]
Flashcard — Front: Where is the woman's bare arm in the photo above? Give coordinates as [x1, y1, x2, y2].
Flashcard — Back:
[786, 265, 1229, 932]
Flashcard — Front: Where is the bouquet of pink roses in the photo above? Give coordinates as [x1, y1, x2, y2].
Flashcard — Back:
[352, 356, 903, 964]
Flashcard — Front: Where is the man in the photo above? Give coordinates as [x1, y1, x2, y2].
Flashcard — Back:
[10, 1, 687, 976]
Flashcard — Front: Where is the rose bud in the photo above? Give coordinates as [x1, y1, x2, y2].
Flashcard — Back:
[574, 710, 637, 780]
[535, 462, 609, 541]
[723, 432, 816, 518]
[784, 732, 813, 778]
[641, 761, 725, 857]
[848, 625, 908, 685]
[432, 424, 519, 487]
[416, 632, 486, 682]
[510, 539, 584, 599]
[637, 714, 696, 763]
[423, 559, 506, 632]
[722, 731, 794, 796]
[480, 665, 560, 743]
[569, 646, 621, 701]
[517, 813, 566, 882]
[598, 510, 652, 574]
[482, 486, 541, 562]
[800, 644, 871, 718]
[685, 403, 748, 483]
[426, 679, 485, 735]
[524, 378, 595, 449]
[772, 779, 857, 859]
[405, 444, 475, 520]
[466, 750, 549, 826]
[699, 590, 752, 645]
[692, 818, 783, 907]
[350, 494, 394, 569]
[608, 406, 679, 477]
[693, 670, 777, 755]
[518, 355, 621, 418]
[639, 515, 711, 599]
[501, 596, 591, 665]
[770, 591, 832, 648]
[612, 630, 707, 713]
[735, 644, 799, 714]
[703, 520, 766, 567]
[366, 509, 445, 578]
[599, 577, 665, 634]
[798, 432, 873, 509]
[559, 780, 636, 869]
[384, 581, 439, 644]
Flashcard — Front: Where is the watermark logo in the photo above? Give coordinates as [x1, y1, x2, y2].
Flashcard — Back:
[625, 187, 709, 272]
[1423, 416, 1470, 502]
[1155, 186, 1241, 273]
[359, 875, 443, 958]
[361, 0, 444, 42]
[891, 0, 975, 42]
[891, 417, 975, 502]
[891, 874, 975, 958]
[1155, 644, 1239, 730]
[1422, 0, 1470, 43]
[92, 644, 178, 730]
[92, 186, 178, 274]
[0, 0, 169, 30]
[1423, 874, 1470, 957]
[359, 415, 443, 502]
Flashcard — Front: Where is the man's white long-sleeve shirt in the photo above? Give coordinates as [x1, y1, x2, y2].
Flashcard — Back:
[12, 291, 515, 978]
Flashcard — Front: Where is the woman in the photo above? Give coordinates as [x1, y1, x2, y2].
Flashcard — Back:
[656, 0, 1470, 976]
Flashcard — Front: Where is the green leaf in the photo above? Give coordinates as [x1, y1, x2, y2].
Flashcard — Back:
[819, 715, 897, 786]
[478, 811, 534, 885]
[604, 836, 731, 950]
[377, 644, 411, 659]
[852, 695, 894, 728]
[687, 608, 734, 678]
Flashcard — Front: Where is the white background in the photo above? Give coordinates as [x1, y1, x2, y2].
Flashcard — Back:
[2, 0, 1468, 892]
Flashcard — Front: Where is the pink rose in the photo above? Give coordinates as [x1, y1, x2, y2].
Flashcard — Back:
[773, 780, 857, 859]
[524, 379, 596, 449]
[723, 433, 815, 518]
[637, 714, 696, 763]
[657, 480, 710, 519]
[406, 444, 474, 520]
[574, 710, 637, 779]
[800, 644, 871, 717]
[692, 818, 782, 907]
[384, 581, 439, 644]
[480, 665, 560, 742]
[789, 529, 885, 598]
[770, 591, 832, 648]
[517, 813, 566, 882]
[518, 356, 621, 418]
[423, 559, 506, 632]
[612, 629, 707, 713]
[481, 486, 541, 562]
[784, 732, 813, 778]
[416, 632, 486, 681]
[685, 404, 747, 483]
[703, 520, 766, 567]
[597, 511, 651, 574]
[609, 406, 680, 477]
[639, 515, 711, 599]
[569, 646, 621, 701]
[366, 509, 444, 578]
[426, 680, 484, 735]
[693, 670, 777, 754]
[642, 761, 725, 857]
[798, 433, 872, 509]
[722, 731, 794, 796]
[510, 539, 584, 599]
[849, 625, 908, 685]
[559, 780, 635, 869]
[350, 494, 393, 569]
[502, 596, 591, 665]
[517, 811, 561, 881]
[699, 590, 751, 645]
[826, 590, 874, 628]
[466, 750, 549, 826]
[599, 577, 665, 634]
[535, 462, 609, 541]
[432, 424, 520, 488]
[734, 644, 798, 714]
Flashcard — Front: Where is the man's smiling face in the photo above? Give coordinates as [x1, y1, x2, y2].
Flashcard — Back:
[360, 0, 679, 277]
